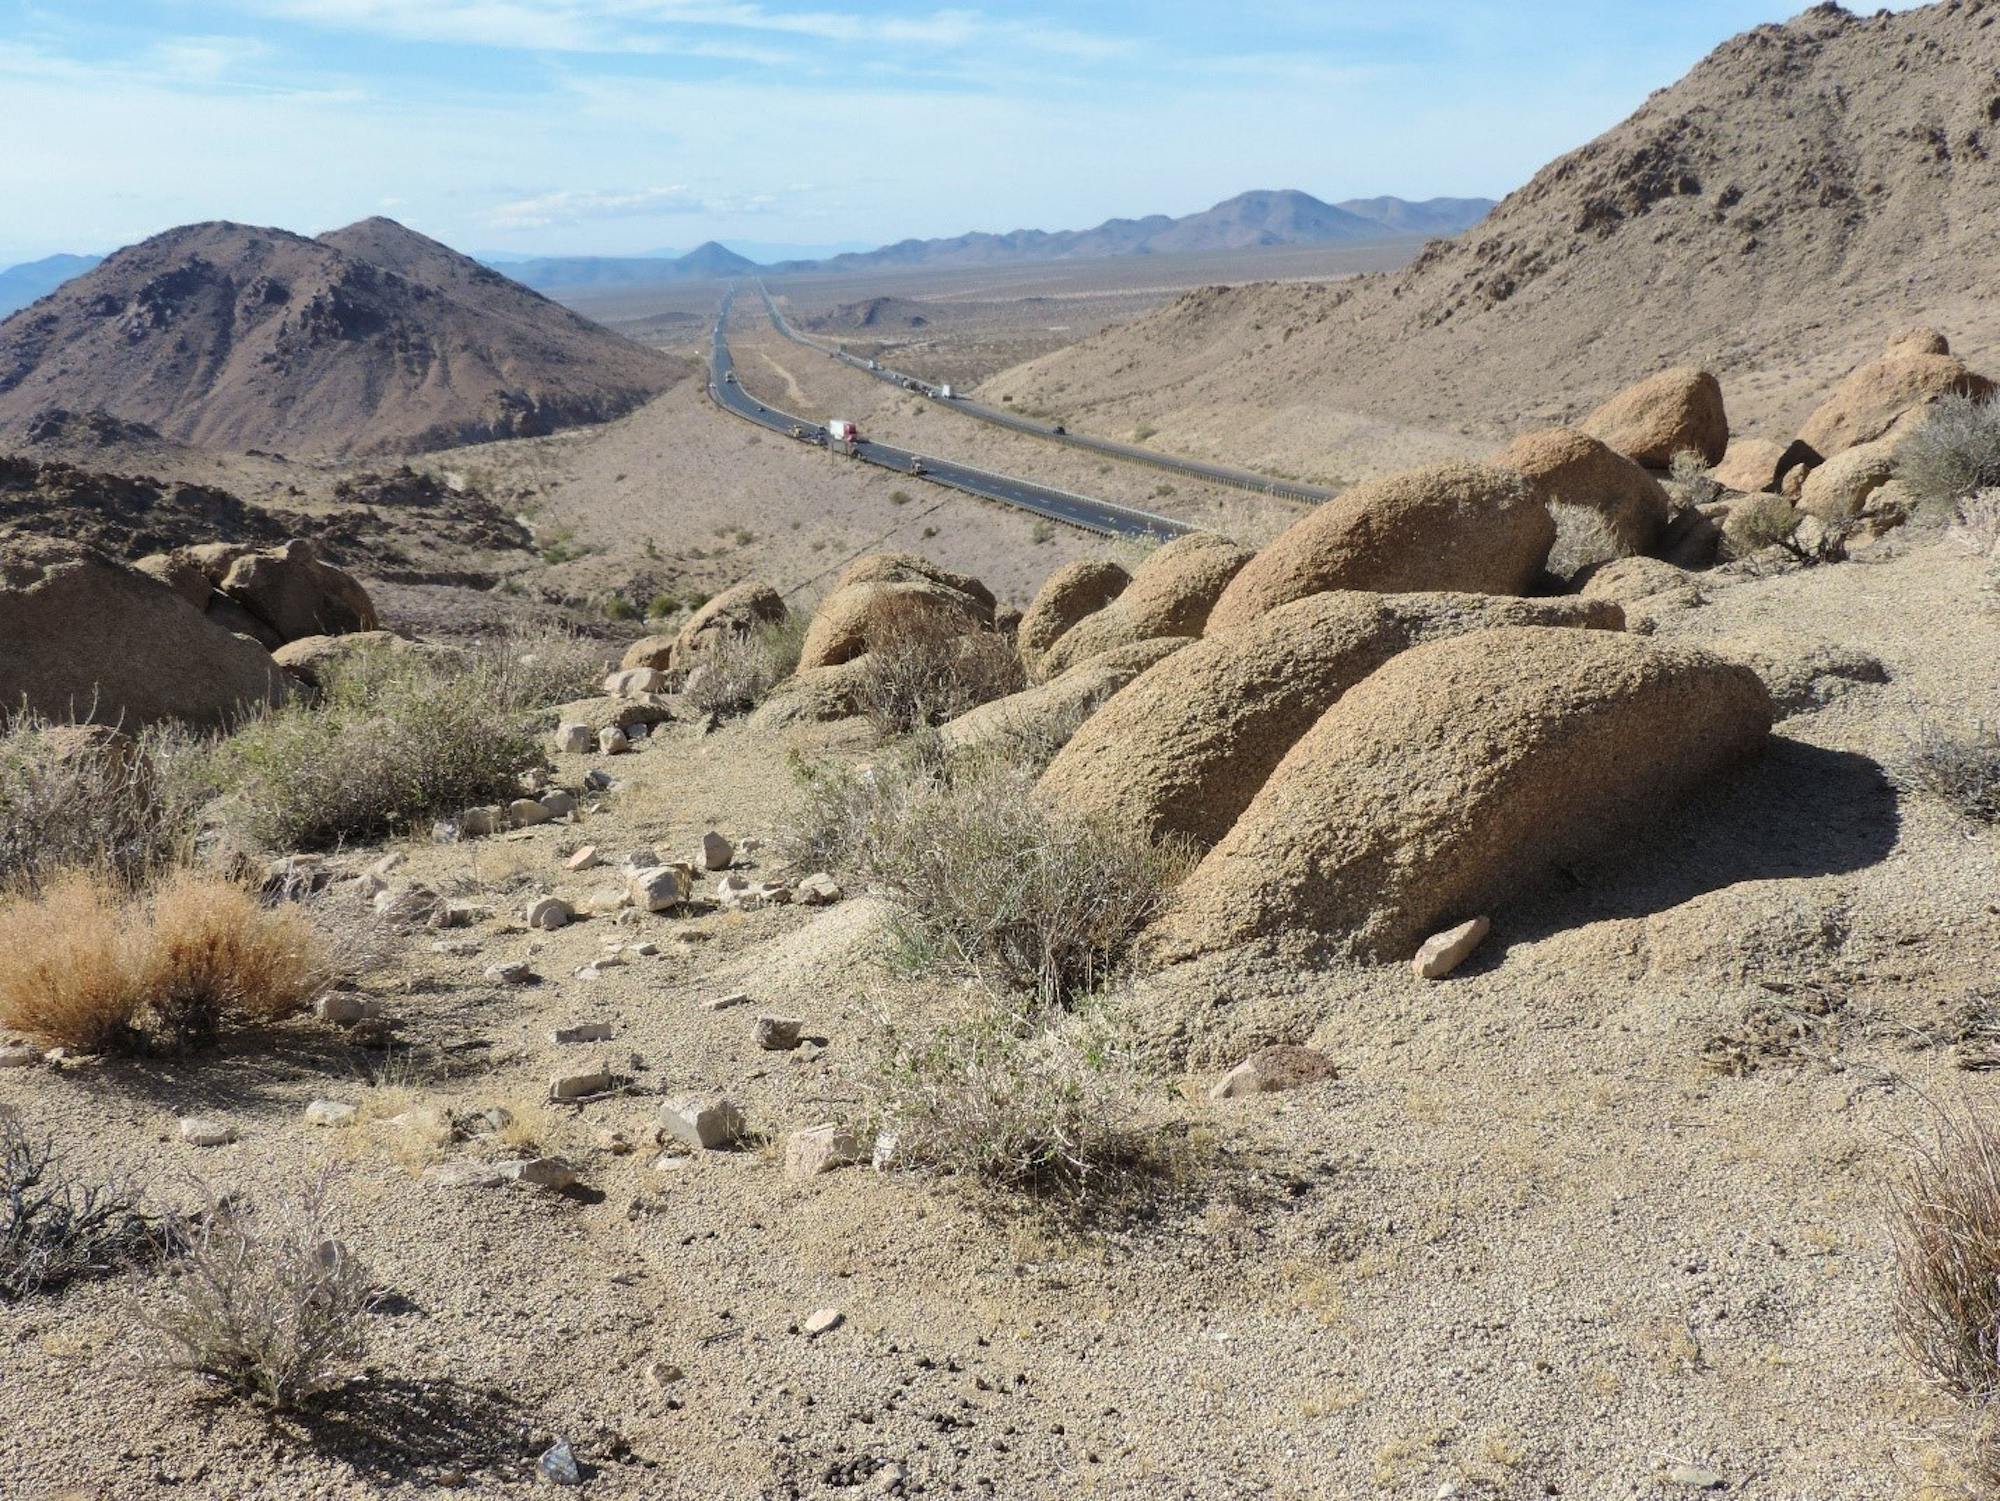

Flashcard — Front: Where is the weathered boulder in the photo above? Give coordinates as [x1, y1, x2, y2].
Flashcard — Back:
[1038, 534, 1251, 676]
[551, 693, 674, 734]
[1205, 464, 1553, 635]
[272, 630, 421, 690]
[1017, 560, 1130, 679]
[1886, 326, 1951, 359]
[1797, 438, 1900, 523]
[1578, 367, 1728, 467]
[619, 633, 676, 672]
[1710, 437, 1788, 495]
[1146, 626, 1772, 964]
[133, 551, 214, 611]
[798, 580, 992, 671]
[672, 580, 787, 667]
[217, 539, 378, 643]
[1490, 426, 1670, 552]
[1797, 339, 1993, 456]
[835, 552, 996, 611]
[746, 659, 874, 729]
[0, 537, 290, 729]
[1041, 591, 1625, 853]
[1577, 557, 1701, 608]
[938, 638, 1185, 762]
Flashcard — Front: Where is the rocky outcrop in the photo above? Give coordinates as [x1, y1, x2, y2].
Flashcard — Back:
[1036, 535, 1251, 678]
[1578, 367, 1728, 468]
[1017, 560, 1130, 679]
[136, 537, 378, 648]
[1491, 427, 1670, 552]
[939, 638, 1185, 762]
[1797, 336, 1993, 456]
[671, 580, 788, 667]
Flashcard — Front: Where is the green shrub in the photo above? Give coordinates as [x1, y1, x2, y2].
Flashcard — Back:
[601, 595, 638, 623]
[1898, 394, 2000, 509]
[646, 592, 680, 620]
[1721, 492, 1802, 559]
[1668, 448, 1721, 507]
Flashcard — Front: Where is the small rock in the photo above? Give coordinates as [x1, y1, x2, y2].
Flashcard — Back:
[303, 1100, 358, 1128]
[552, 1022, 613, 1045]
[484, 961, 535, 985]
[1666, 1466, 1725, 1491]
[501, 1156, 576, 1190]
[540, 790, 578, 820]
[0, 1043, 38, 1068]
[873, 1463, 907, 1494]
[792, 1040, 825, 1065]
[179, 1115, 237, 1147]
[871, 1130, 902, 1173]
[460, 1106, 512, 1136]
[604, 667, 668, 697]
[550, 1062, 614, 1101]
[1208, 1045, 1338, 1100]
[698, 831, 734, 871]
[802, 1307, 844, 1338]
[508, 797, 553, 828]
[566, 845, 601, 871]
[524, 896, 573, 931]
[795, 872, 842, 906]
[538, 1439, 583, 1487]
[754, 1015, 804, 1051]
[461, 805, 504, 837]
[599, 726, 631, 756]
[642, 1359, 684, 1390]
[704, 992, 752, 1012]
[621, 847, 661, 869]
[315, 993, 383, 1026]
[624, 940, 660, 958]
[785, 1123, 863, 1179]
[373, 885, 441, 925]
[555, 722, 594, 755]
[1411, 915, 1491, 980]
[659, 1096, 745, 1151]
[432, 938, 480, 956]
[432, 901, 492, 930]
[423, 1162, 511, 1189]
[627, 864, 692, 912]
[595, 1129, 634, 1155]
[582, 768, 615, 791]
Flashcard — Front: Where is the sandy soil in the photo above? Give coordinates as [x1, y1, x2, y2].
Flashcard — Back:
[1, 525, 1996, 1498]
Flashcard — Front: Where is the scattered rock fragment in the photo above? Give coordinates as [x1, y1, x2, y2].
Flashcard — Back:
[604, 666, 669, 697]
[315, 993, 383, 1026]
[524, 896, 573, 931]
[795, 872, 842, 906]
[704, 992, 751, 1013]
[552, 1022, 613, 1045]
[566, 845, 601, 871]
[627, 864, 692, 912]
[540, 789, 577, 819]
[1412, 916, 1492, 979]
[698, 831, 734, 871]
[599, 726, 631, 756]
[555, 722, 594, 754]
[0, 1043, 38, 1068]
[550, 1062, 614, 1101]
[179, 1115, 238, 1147]
[507, 797, 552, 828]
[303, 1100, 358, 1128]
[538, 1440, 583, 1487]
[754, 1015, 804, 1051]
[501, 1157, 576, 1190]
[1208, 1046, 1338, 1100]
[785, 1123, 863, 1179]
[659, 1096, 745, 1151]
[484, 960, 535, 985]
[802, 1307, 845, 1337]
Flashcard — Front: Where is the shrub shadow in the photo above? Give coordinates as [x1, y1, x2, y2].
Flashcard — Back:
[272, 1374, 531, 1486]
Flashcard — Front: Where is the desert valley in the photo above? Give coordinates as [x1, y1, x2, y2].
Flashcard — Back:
[1, 3, 1999, 1498]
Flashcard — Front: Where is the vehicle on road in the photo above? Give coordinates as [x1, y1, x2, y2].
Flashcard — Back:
[723, 371, 735, 384]
[938, 384, 955, 400]
[910, 458, 926, 476]
[1052, 423, 1066, 435]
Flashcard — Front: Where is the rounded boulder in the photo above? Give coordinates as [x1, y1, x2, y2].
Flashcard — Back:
[1578, 367, 1728, 467]
[672, 580, 787, 667]
[1037, 533, 1251, 677]
[1797, 344, 1993, 456]
[1490, 427, 1670, 553]
[1017, 559, 1130, 680]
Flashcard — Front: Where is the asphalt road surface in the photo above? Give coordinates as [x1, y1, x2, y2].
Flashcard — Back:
[752, 280, 1333, 505]
[707, 291, 1188, 541]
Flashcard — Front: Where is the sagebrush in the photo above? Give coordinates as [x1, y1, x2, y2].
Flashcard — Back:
[1546, 503, 1631, 583]
[1891, 1105, 2000, 1406]
[1898, 394, 2000, 509]
[852, 596, 1025, 737]
[680, 615, 808, 719]
[1899, 721, 2000, 824]
[1667, 448, 1722, 507]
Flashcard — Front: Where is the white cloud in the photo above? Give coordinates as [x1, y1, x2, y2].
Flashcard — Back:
[490, 185, 709, 227]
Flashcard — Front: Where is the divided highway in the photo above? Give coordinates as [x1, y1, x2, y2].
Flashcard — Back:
[752, 280, 1333, 505]
[707, 291, 1188, 541]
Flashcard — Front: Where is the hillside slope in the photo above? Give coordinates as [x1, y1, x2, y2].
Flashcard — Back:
[0, 219, 685, 457]
[984, 2, 2000, 478]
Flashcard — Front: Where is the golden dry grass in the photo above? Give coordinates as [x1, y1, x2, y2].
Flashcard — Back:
[0, 872, 145, 1051]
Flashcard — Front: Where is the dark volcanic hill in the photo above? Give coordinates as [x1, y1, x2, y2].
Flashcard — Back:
[986, 2, 2000, 450]
[0, 219, 685, 457]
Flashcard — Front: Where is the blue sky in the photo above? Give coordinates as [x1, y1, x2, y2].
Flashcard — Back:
[0, 2, 1883, 263]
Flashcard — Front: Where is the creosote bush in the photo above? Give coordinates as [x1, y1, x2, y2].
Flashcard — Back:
[681, 615, 808, 719]
[1898, 393, 2000, 510]
[852, 597, 1026, 738]
[1899, 721, 2000, 825]
[0, 870, 332, 1051]
[143, 1175, 376, 1409]
[1, 1112, 154, 1301]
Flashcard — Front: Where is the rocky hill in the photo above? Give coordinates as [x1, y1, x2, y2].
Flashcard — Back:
[984, 2, 2000, 473]
[0, 219, 686, 457]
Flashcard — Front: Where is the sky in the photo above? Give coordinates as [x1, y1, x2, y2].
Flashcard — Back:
[0, 1, 1883, 265]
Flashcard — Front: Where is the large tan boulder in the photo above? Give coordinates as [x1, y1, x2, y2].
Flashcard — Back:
[133, 551, 214, 611]
[1205, 464, 1553, 635]
[1797, 438, 1900, 523]
[1146, 627, 1771, 964]
[216, 539, 378, 643]
[0, 537, 290, 729]
[1710, 438, 1788, 495]
[1577, 557, 1701, 608]
[1017, 560, 1130, 678]
[939, 638, 1184, 762]
[619, 634, 676, 672]
[1040, 592, 1625, 853]
[797, 580, 992, 671]
[1578, 367, 1728, 467]
[672, 580, 787, 667]
[1037, 534, 1251, 677]
[835, 552, 996, 611]
[1490, 427, 1670, 552]
[1797, 340, 1993, 456]
[272, 630, 421, 690]
[1886, 326, 1950, 358]
[746, 660, 874, 730]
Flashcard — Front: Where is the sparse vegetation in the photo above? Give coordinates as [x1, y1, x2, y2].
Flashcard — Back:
[646, 592, 679, 620]
[680, 616, 808, 719]
[142, 1175, 377, 1409]
[1891, 1104, 2000, 1423]
[1, 1112, 154, 1300]
[890, 489, 912, 506]
[1722, 491, 1804, 559]
[600, 594, 638, 622]
[1030, 520, 1055, 544]
[1546, 502, 1630, 582]
[1668, 447, 1722, 506]
[0, 869, 332, 1051]
[1948, 491, 2000, 561]
[851, 598, 1024, 737]
[1898, 394, 2000, 510]
[1898, 720, 2000, 824]
[1132, 423, 1159, 443]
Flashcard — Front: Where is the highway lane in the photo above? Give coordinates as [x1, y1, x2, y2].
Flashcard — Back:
[707, 291, 1188, 542]
[752, 280, 1334, 505]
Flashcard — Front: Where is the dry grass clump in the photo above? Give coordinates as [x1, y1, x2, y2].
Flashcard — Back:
[216, 646, 542, 851]
[1947, 491, 2000, 561]
[142, 1174, 376, 1409]
[1722, 491, 1806, 561]
[681, 615, 808, 719]
[1898, 722, 2000, 825]
[0, 1112, 153, 1300]
[853, 597, 1025, 738]
[472, 620, 611, 709]
[785, 744, 1185, 1006]
[0, 713, 216, 893]
[1898, 394, 2000, 510]
[1545, 503, 1631, 584]
[0, 870, 331, 1051]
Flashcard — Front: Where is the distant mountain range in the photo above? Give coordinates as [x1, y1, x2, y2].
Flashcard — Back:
[0, 253, 105, 318]
[499, 240, 761, 293]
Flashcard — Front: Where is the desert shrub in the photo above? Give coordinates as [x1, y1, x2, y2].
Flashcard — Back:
[1899, 721, 2000, 824]
[1545, 503, 1631, 583]
[143, 1175, 376, 1409]
[1898, 394, 2000, 509]
[681, 615, 808, 719]
[0, 713, 217, 893]
[784, 748, 1184, 1006]
[1892, 1105, 2000, 1408]
[471, 621, 609, 711]
[853, 600, 1025, 738]
[1948, 491, 2000, 561]
[217, 650, 542, 851]
[0, 871, 332, 1051]
[1, 1112, 154, 1300]
[869, 996, 1169, 1204]
[1668, 447, 1722, 507]
[1721, 491, 1802, 560]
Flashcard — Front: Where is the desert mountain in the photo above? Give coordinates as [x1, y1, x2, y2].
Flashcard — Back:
[0, 219, 684, 457]
[504, 240, 758, 293]
[984, 2, 2000, 473]
[0, 253, 103, 319]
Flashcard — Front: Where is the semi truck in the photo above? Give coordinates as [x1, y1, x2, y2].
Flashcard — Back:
[827, 419, 860, 453]
[937, 383, 955, 400]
